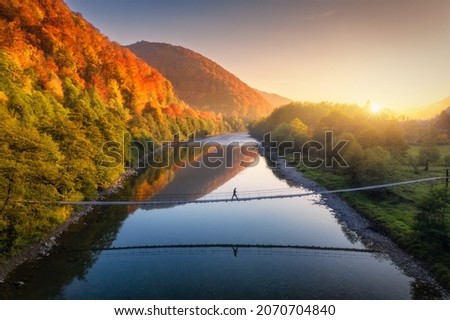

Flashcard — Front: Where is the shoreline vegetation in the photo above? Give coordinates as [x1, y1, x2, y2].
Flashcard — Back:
[297, 162, 450, 294]
[0, 131, 449, 299]
[250, 101, 450, 293]
[0, 0, 236, 276]
[0, 168, 137, 281]
[0, 133, 240, 281]
[1, 0, 448, 300]
[272, 155, 449, 298]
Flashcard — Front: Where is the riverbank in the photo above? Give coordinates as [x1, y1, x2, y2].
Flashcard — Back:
[0, 133, 240, 282]
[0, 132, 226, 282]
[0, 169, 137, 282]
[272, 155, 449, 298]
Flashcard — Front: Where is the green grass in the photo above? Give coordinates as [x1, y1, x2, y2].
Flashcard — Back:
[298, 160, 450, 291]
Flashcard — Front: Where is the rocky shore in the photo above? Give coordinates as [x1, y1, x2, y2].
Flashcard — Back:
[273, 156, 449, 299]
[0, 168, 137, 281]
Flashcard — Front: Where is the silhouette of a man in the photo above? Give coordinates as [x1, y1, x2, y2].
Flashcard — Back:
[232, 188, 238, 201]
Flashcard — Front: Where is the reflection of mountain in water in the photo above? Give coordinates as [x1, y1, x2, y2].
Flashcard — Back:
[121, 142, 258, 212]
[0, 141, 257, 299]
[147, 144, 257, 204]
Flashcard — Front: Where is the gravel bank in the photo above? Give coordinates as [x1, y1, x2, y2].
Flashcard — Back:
[0, 169, 137, 281]
[273, 156, 449, 299]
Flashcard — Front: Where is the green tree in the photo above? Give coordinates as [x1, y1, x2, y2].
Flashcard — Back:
[338, 132, 364, 182]
[0, 113, 67, 252]
[357, 147, 396, 197]
[317, 110, 353, 136]
[383, 121, 408, 157]
[444, 155, 450, 167]
[225, 113, 246, 132]
[418, 145, 441, 171]
[357, 126, 383, 148]
[290, 118, 309, 149]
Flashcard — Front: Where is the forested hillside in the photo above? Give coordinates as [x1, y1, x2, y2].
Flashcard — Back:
[0, 0, 227, 257]
[127, 41, 274, 121]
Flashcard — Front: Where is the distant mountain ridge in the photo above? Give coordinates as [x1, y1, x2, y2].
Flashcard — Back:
[254, 89, 292, 108]
[127, 41, 274, 120]
[405, 96, 450, 119]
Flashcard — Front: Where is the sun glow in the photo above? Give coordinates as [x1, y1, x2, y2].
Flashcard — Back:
[370, 102, 381, 114]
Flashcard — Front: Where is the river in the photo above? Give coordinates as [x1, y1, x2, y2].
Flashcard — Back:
[0, 134, 444, 299]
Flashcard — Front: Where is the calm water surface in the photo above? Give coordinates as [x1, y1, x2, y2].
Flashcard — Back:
[0, 134, 439, 299]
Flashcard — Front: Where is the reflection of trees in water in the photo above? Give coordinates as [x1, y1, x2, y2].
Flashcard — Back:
[0, 145, 255, 299]
[0, 203, 130, 299]
[126, 144, 255, 210]
[3, 142, 440, 300]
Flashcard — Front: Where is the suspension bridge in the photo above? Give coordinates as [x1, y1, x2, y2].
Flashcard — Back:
[72, 243, 380, 259]
[15, 175, 448, 206]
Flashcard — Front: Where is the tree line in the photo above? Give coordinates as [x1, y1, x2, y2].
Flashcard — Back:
[0, 0, 234, 259]
[250, 101, 449, 288]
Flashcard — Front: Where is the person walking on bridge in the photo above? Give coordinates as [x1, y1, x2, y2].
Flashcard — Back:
[231, 188, 239, 201]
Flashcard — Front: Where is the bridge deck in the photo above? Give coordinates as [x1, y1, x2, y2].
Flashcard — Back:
[17, 176, 446, 206]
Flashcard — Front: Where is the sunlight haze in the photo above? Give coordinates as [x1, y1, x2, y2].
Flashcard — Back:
[1, 0, 450, 302]
[65, 0, 450, 112]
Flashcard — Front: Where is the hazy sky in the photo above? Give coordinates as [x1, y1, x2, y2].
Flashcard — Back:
[65, 0, 450, 110]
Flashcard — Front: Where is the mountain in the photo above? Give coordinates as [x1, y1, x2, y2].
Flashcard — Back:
[254, 89, 292, 108]
[127, 41, 273, 120]
[405, 97, 450, 119]
[0, 0, 226, 255]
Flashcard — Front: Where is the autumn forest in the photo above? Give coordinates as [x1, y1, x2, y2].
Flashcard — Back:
[0, 0, 232, 256]
[0, 0, 449, 296]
